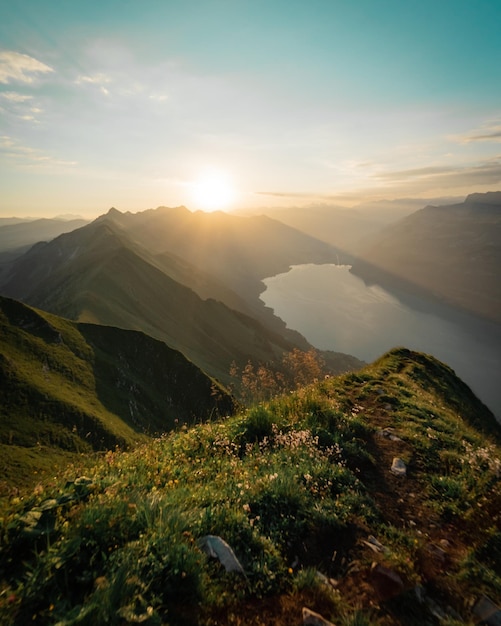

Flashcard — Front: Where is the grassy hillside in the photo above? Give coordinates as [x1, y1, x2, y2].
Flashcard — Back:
[1, 348, 499, 625]
[0, 296, 235, 494]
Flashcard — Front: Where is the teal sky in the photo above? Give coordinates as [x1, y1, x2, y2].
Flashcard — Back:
[1, 0, 501, 216]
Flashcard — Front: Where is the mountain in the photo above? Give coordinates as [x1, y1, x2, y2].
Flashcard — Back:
[351, 192, 501, 324]
[95, 205, 350, 316]
[234, 197, 460, 255]
[0, 295, 235, 489]
[0, 217, 89, 258]
[1, 347, 500, 625]
[0, 212, 362, 382]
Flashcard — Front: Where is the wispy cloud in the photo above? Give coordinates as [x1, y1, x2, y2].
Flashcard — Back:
[256, 190, 315, 199]
[376, 165, 456, 181]
[0, 51, 54, 84]
[255, 157, 501, 205]
[373, 159, 501, 187]
[148, 93, 169, 102]
[75, 72, 111, 96]
[451, 120, 501, 144]
[0, 91, 33, 103]
[75, 72, 111, 85]
[0, 135, 77, 169]
[0, 90, 43, 122]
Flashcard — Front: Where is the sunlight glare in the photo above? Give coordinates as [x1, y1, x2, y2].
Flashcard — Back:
[191, 170, 235, 212]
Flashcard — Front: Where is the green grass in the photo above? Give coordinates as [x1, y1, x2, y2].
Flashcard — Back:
[0, 295, 235, 499]
[0, 348, 500, 625]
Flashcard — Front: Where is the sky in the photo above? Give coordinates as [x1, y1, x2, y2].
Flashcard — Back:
[1, 0, 501, 218]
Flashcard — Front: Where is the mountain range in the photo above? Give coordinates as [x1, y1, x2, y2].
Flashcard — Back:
[236, 196, 463, 255]
[0, 207, 362, 384]
[351, 192, 501, 324]
[0, 217, 89, 267]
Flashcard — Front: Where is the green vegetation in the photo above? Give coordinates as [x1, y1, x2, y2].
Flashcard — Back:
[1, 347, 500, 624]
[0, 296, 234, 495]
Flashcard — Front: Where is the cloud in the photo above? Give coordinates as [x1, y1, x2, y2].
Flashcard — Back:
[75, 73, 111, 96]
[0, 135, 77, 169]
[0, 90, 43, 122]
[0, 51, 54, 84]
[75, 72, 111, 86]
[254, 157, 501, 206]
[451, 121, 501, 144]
[148, 93, 169, 102]
[373, 160, 501, 188]
[0, 91, 33, 103]
[376, 165, 456, 181]
[256, 191, 315, 199]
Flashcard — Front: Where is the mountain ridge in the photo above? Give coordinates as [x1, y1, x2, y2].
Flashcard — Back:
[351, 191, 501, 324]
[0, 295, 235, 490]
[0, 208, 362, 383]
[1, 346, 500, 625]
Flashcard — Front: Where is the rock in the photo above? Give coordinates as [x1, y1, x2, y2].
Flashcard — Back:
[302, 607, 336, 626]
[74, 476, 93, 486]
[315, 571, 339, 589]
[472, 595, 501, 625]
[390, 457, 407, 476]
[68, 476, 95, 498]
[362, 535, 386, 553]
[425, 597, 449, 620]
[426, 543, 447, 564]
[18, 508, 56, 539]
[38, 498, 59, 511]
[377, 427, 401, 440]
[370, 562, 404, 601]
[199, 535, 245, 575]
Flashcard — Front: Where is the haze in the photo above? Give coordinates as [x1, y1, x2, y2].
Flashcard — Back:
[1, 0, 501, 218]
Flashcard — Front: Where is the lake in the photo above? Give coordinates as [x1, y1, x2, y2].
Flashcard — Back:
[261, 264, 501, 420]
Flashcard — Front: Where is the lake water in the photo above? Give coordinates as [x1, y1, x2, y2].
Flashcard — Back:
[261, 264, 501, 420]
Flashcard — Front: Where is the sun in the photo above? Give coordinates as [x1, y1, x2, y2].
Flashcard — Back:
[191, 170, 236, 212]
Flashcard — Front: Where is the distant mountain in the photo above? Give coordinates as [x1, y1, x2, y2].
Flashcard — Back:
[235, 197, 460, 255]
[351, 192, 501, 324]
[0, 295, 235, 486]
[0, 218, 30, 226]
[0, 217, 90, 281]
[0, 217, 89, 254]
[0, 212, 362, 382]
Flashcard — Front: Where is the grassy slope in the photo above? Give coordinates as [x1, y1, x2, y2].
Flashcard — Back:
[1, 348, 500, 625]
[0, 296, 235, 495]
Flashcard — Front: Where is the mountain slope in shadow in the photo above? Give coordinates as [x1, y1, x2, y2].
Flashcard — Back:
[0, 295, 235, 486]
[351, 191, 501, 324]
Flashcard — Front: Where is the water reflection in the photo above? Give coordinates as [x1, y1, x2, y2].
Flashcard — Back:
[261, 264, 501, 419]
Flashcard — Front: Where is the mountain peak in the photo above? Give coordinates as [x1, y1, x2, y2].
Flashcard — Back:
[464, 190, 501, 206]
